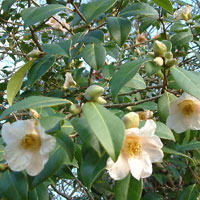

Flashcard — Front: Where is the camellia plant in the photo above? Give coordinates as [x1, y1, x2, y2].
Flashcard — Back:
[0, 0, 200, 199]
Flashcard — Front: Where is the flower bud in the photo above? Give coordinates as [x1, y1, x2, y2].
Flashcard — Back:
[154, 57, 164, 66]
[122, 112, 140, 129]
[27, 50, 45, 58]
[166, 59, 177, 68]
[63, 72, 76, 89]
[0, 164, 7, 171]
[165, 52, 173, 59]
[153, 40, 167, 57]
[95, 96, 107, 105]
[30, 109, 40, 119]
[148, 52, 155, 58]
[84, 85, 104, 101]
[70, 104, 81, 115]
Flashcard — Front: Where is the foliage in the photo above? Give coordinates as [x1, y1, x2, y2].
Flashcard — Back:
[0, 0, 200, 199]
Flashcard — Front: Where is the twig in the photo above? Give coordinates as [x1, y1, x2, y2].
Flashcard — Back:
[125, 39, 154, 50]
[104, 95, 162, 108]
[51, 184, 70, 199]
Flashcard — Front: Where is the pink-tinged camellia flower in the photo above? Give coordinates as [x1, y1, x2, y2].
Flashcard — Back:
[63, 72, 77, 89]
[106, 120, 163, 180]
[2, 119, 56, 176]
[167, 93, 200, 133]
[173, 5, 192, 21]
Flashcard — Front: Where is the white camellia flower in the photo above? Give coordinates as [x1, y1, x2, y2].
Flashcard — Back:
[63, 72, 77, 89]
[166, 92, 200, 133]
[47, 17, 69, 32]
[106, 120, 164, 180]
[2, 119, 56, 176]
[173, 5, 192, 21]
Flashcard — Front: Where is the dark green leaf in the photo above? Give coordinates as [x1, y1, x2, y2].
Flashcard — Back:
[171, 67, 200, 100]
[115, 174, 143, 200]
[42, 40, 71, 57]
[107, 17, 131, 47]
[120, 3, 159, 19]
[0, 96, 70, 120]
[82, 43, 106, 70]
[152, 0, 173, 14]
[125, 73, 146, 89]
[27, 55, 56, 85]
[7, 59, 36, 105]
[0, 171, 28, 200]
[83, 0, 117, 24]
[111, 58, 149, 100]
[21, 4, 66, 27]
[81, 149, 107, 188]
[170, 31, 193, 47]
[177, 184, 199, 200]
[36, 184, 49, 200]
[177, 140, 200, 151]
[83, 102, 125, 161]
[2, 0, 16, 13]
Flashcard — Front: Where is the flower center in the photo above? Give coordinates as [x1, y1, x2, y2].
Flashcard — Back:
[21, 133, 41, 150]
[123, 136, 141, 157]
[178, 100, 195, 116]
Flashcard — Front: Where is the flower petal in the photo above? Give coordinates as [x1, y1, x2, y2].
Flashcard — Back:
[2, 120, 36, 145]
[106, 154, 130, 180]
[125, 128, 140, 136]
[139, 120, 156, 137]
[5, 142, 31, 171]
[128, 151, 152, 180]
[26, 152, 49, 176]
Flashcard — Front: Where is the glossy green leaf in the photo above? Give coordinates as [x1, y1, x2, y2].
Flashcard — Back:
[83, 0, 117, 24]
[115, 174, 143, 200]
[35, 184, 49, 200]
[177, 140, 200, 151]
[125, 73, 146, 89]
[27, 55, 56, 85]
[155, 121, 175, 141]
[71, 117, 101, 156]
[82, 43, 106, 70]
[163, 147, 195, 166]
[21, 4, 66, 27]
[105, 42, 119, 59]
[133, 102, 158, 111]
[0, 171, 28, 200]
[42, 40, 71, 57]
[170, 31, 193, 47]
[120, 3, 159, 19]
[0, 96, 70, 120]
[31, 146, 66, 188]
[7, 59, 36, 105]
[81, 148, 107, 188]
[56, 131, 74, 161]
[171, 67, 200, 100]
[111, 58, 149, 101]
[152, 0, 173, 14]
[83, 102, 125, 161]
[144, 61, 161, 76]
[2, 0, 16, 13]
[107, 17, 131, 47]
[158, 92, 177, 123]
[177, 184, 199, 200]
[77, 30, 104, 44]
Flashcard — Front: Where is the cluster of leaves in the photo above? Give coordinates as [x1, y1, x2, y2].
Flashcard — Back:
[0, 0, 200, 199]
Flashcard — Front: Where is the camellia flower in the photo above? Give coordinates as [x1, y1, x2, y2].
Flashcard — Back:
[166, 92, 200, 133]
[63, 72, 76, 89]
[2, 119, 56, 176]
[106, 120, 164, 180]
[47, 17, 70, 32]
[136, 34, 147, 44]
[173, 5, 192, 21]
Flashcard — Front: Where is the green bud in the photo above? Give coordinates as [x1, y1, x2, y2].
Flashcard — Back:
[0, 164, 7, 171]
[153, 40, 167, 57]
[154, 57, 164, 66]
[122, 112, 140, 129]
[182, 13, 189, 21]
[84, 85, 104, 101]
[165, 52, 173, 59]
[95, 96, 107, 105]
[27, 50, 45, 58]
[166, 59, 177, 68]
[70, 104, 81, 115]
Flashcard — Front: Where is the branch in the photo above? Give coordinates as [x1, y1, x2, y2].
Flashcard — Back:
[104, 95, 162, 108]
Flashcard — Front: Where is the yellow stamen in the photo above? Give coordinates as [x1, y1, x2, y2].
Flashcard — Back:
[21, 133, 41, 150]
[178, 100, 195, 116]
[123, 136, 141, 157]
